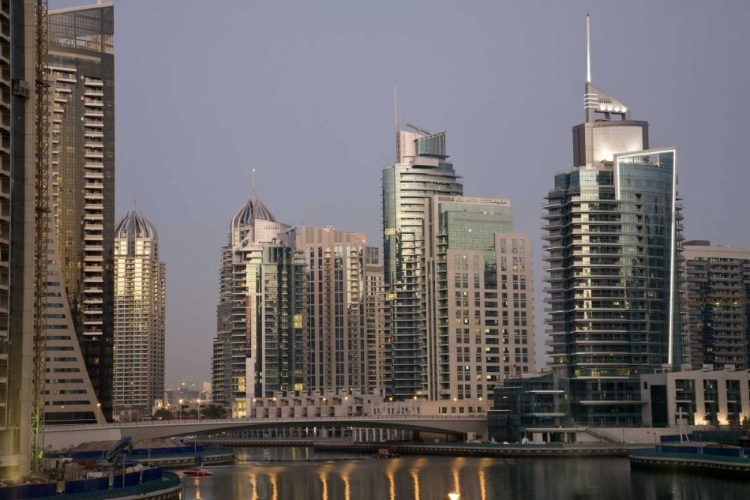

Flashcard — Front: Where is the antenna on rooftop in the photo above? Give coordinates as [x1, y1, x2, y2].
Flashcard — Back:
[395, 82, 401, 163]
[252, 168, 257, 204]
[586, 14, 592, 83]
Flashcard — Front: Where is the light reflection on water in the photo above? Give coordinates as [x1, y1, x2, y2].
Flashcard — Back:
[181, 447, 748, 500]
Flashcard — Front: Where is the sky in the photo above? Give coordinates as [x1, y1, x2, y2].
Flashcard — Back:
[52, 0, 750, 386]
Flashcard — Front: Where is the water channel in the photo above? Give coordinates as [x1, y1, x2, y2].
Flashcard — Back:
[182, 447, 746, 500]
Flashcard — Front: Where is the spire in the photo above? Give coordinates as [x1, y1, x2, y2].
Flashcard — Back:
[586, 14, 591, 84]
[395, 82, 401, 163]
[252, 168, 257, 205]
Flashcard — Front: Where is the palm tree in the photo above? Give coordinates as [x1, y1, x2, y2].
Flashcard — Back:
[153, 408, 174, 421]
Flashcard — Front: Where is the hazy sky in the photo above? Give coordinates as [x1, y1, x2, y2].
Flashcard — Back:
[52, 0, 750, 386]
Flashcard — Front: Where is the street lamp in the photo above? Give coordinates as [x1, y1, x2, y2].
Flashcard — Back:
[179, 399, 183, 420]
[196, 400, 201, 421]
[448, 493, 460, 500]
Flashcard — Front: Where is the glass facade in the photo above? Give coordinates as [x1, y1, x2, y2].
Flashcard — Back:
[382, 131, 462, 399]
[545, 149, 682, 426]
[46, 4, 116, 420]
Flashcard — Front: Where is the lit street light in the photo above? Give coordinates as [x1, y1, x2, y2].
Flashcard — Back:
[179, 399, 183, 420]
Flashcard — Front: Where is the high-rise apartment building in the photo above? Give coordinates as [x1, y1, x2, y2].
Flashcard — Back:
[297, 225, 366, 393]
[113, 206, 166, 422]
[4, 0, 36, 479]
[425, 196, 535, 400]
[365, 247, 390, 393]
[682, 241, 750, 370]
[212, 195, 306, 417]
[382, 126, 463, 399]
[45, 3, 115, 420]
[544, 17, 682, 426]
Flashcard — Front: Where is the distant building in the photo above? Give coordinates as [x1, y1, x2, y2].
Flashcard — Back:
[424, 196, 535, 400]
[211, 195, 306, 417]
[544, 16, 682, 426]
[44, 2, 116, 420]
[296, 225, 366, 393]
[682, 241, 750, 370]
[113, 205, 166, 422]
[364, 248, 390, 393]
[488, 372, 570, 443]
[382, 125, 463, 398]
[640, 367, 750, 427]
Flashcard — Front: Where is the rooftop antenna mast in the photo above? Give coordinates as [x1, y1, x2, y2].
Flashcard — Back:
[586, 13, 591, 83]
[395, 82, 401, 163]
[252, 168, 257, 205]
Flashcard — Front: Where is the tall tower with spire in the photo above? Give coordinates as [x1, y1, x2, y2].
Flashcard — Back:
[112, 204, 165, 422]
[211, 189, 306, 417]
[543, 15, 683, 426]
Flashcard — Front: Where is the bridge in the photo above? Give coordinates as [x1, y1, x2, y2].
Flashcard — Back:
[44, 415, 487, 450]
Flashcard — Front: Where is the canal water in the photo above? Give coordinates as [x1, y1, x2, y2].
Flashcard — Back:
[182, 447, 747, 500]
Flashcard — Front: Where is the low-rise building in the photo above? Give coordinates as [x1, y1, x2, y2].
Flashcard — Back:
[640, 366, 750, 427]
[488, 372, 569, 443]
[247, 389, 491, 419]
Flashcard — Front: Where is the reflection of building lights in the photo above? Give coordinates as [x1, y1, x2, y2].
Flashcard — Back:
[270, 473, 278, 500]
[341, 462, 356, 500]
[386, 459, 399, 500]
[448, 493, 460, 500]
[249, 472, 259, 500]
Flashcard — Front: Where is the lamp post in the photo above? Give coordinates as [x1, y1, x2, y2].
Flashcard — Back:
[197, 399, 201, 421]
[179, 399, 183, 420]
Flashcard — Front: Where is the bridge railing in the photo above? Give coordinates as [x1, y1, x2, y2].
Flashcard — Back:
[45, 414, 487, 432]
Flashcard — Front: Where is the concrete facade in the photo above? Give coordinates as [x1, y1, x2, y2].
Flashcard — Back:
[640, 367, 750, 427]
[425, 195, 535, 400]
[113, 207, 166, 422]
[296, 225, 366, 393]
[364, 248, 389, 393]
[682, 241, 750, 369]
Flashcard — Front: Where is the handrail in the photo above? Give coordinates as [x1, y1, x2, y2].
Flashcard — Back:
[45, 414, 487, 432]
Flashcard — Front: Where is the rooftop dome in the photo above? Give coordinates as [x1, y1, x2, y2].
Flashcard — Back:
[115, 205, 159, 241]
[231, 197, 277, 230]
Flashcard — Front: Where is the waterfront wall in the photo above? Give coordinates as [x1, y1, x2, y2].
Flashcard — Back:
[44, 427, 123, 451]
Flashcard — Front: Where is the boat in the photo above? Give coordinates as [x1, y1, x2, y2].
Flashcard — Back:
[183, 467, 213, 477]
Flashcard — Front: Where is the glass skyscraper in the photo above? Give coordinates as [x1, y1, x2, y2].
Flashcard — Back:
[45, 3, 116, 420]
[382, 127, 462, 399]
[543, 20, 682, 425]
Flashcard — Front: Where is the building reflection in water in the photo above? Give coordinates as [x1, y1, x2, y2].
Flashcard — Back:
[409, 457, 426, 499]
[181, 453, 750, 500]
[385, 458, 399, 500]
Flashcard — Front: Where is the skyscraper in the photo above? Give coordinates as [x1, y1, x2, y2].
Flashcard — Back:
[297, 225, 366, 393]
[45, 3, 115, 420]
[4, 0, 36, 480]
[212, 195, 306, 417]
[682, 241, 750, 370]
[544, 16, 682, 426]
[382, 125, 463, 399]
[424, 196, 535, 400]
[113, 206, 166, 422]
[364, 247, 390, 393]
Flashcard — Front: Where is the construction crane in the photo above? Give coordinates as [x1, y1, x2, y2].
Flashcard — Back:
[31, 0, 50, 473]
